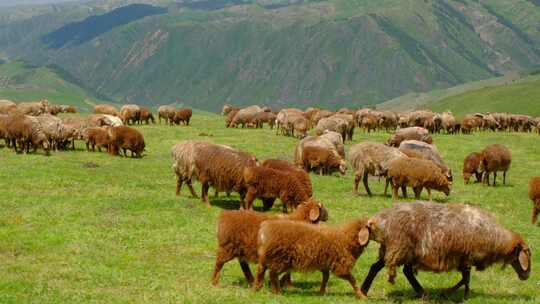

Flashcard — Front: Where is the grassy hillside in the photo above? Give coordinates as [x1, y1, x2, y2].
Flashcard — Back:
[0, 61, 110, 111]
[0, 112, 539, 303]
[429, 75, 540, 118]
[1, 0, 539, 110]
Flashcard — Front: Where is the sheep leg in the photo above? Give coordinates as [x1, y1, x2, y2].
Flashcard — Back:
[427, 188, 431, 201]
[337, 273, 366, 299]
[363, 173, 372, 196]
[201, 182, 211, 207]
[353, 174, 361, 195]
[176, 178, 183, 196]
[245, 190, 256, 210]
[253, 263, 267, 291]
[401, 186, 407, 198]
[493, 172, 497, 186]
[239, 260, 254, 285]
[214, 190, 219, 198]
[211, 249, 234, 286]
[447, 268, 471, 299]
[269, 270, 281, 294]
[532, 205, 539, 224]
[361, 258, 385, 295]
[279, 273, 293, 289]
[503, 171, 507, 185]
[403, 264, 425, 298]
[262, 198, 275, 211]
[319, 270, 330, 295]
[186, 180, 199, 198]
[384, 177, 390, 197]
[413, 187, 422, 199]
[392, 185, 399, 201]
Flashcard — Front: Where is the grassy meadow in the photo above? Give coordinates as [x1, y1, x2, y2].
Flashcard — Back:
[0, 111, 539, 303]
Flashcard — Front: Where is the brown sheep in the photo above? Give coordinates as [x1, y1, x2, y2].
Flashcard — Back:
[294, 134, 344, 168]
[82, 127, 109, 152]
[480, 144, 511, 186]
[348, 142, 406, 196]
[0, 100, 17, 114]
[463, 152, 482, 184]
[254, 218, 371, 298]
[5, 114, 50, 154]
[243, 166, 311, 212]
[386, 127, 432, 147]
[157, 105, 176, 124]
[398, 140, 453, 181]
[302, 145, 346, 176]
[17, 99, 49, 116]
[387, 157, 451, 200]
[261, 159, 312, 197]
[0, 114, 10, 146]
[320, 131, 345, 158]
[212, 200, 328, 286]
[139, 107, 155, 124]
[173, 108, 193, 126]
[221, 104, 239, 115]
[120, 104, 141, 125]
[315, 116, 347, 141]
[225, 108, 240, 128]
[360, 114, 378, 133]
[171, 140, 257, 207]
[94, 104, 119, 116]
[230, 105, 263, 128]
[362, 202, 531, 299]
[252, 111, 276, 129]
[528, 177, 540, 224]
[107, 126, 145, 158]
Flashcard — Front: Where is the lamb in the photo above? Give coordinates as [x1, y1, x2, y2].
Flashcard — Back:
[170, 140, 257, 207]
[261, 159, 312, 197]
[158, 105, 176, 124]
[480, 144, 511, 186]
[253, 218, 371, 298]
[386, 127, 432, 147]
[173, 108, 193, 125]
[139, 107, 155, 124]
[463, 152, 482, 184]
[387, 157, 451, 200]
[398, 140, 452, 181]
[82, 127, 110, 152]
[94, 104, 120, 116]
[529, 177, 540, 224]
[243, 166, 311, 212]
[302, 146, 346, 176]
[212, 200, 328, 286]
[348, 142, 406, 196]
[107, 126, 145, 158]
[361, 201, 531, 299]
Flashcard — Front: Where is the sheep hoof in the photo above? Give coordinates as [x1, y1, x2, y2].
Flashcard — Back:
[355, 290, 367, 299]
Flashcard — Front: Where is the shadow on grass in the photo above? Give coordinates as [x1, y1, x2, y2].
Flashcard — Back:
[386, 288, 534, 303]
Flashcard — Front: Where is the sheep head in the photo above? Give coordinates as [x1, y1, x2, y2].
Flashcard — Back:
[509, 240, 531, 281]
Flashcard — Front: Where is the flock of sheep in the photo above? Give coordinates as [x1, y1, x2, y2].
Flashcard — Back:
[0, 98, 537, 300]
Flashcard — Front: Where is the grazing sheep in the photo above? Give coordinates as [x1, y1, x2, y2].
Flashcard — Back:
[253, 218, 371, 298]
[173, 108, 193, 125]
[386, 127, 432, 147]
[463, 152, 482, 184]
[262, 159, 312, 197]
[101, 115, 123, 127]
[529, 177, 540, 224]
[0, 100, 17, 114]
[312, 109, 334, 125]
[360, 114, 378, 133]
[225, 108, 240, 128]
[275, 109, 303, 136]
[230, 105, 263, 128]
[5, 114, 50, 154]
[361, 201, 531, 299]
[348, 142, 406, 196]
[243, 166, 310, 212]
[212, 200, 328, 286]
[0, 114, 10, 146]
[320, 130, 345, 158]
[294, 134, 344, 168]
[82, 127, 110, 152]
[315, 116, 347, 142]
[158, 105, 176, 124]
[302, 146, 346, 176]
[221, 104, 239, 115]
[35, 114, 64, 150]
[480, 144, 511, 186]
[387, 157, 451, 200]
[120, 104, 141, 125]
[398, 140, 452, 181]
[171, 140, 257, 207]
[94, 104, 120, 116]
[252, 111, 276, 129]
[139, 107, 155, 124]
[107, 126, 145, 158]
[17, 99, 49, 116]
[291, 115, 309, 138]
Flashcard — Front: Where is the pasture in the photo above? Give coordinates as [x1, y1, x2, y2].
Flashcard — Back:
[0, 111, 539, 303]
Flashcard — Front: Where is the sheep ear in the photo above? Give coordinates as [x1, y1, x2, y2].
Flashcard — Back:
[309, 208, 320, 222]
[358, 227, 369, 246]
[518, 250, 529, 271]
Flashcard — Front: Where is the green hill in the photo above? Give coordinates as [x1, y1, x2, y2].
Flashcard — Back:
[0, 61, 110, 110]
[0, 0, 539, 110]
[428, 75, 540, 118]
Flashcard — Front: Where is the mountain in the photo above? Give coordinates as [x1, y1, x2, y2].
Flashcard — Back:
[0, 0, 539, 111]
[0, 60, 110, 110]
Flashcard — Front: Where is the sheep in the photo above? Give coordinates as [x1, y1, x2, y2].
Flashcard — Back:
[17, 99, 49, 116]
[361, 201, 531, 299]
[480, 144, 511, 186]
[82, 127, 109, 152]
[158, 105, 176, 124]
[34, 114, 64, 150]
[463, 152, 482, 184]
[101, 115, 123, 127]
[348, 142, 406, 196]
[120, 104, 141, 125]
[291, 115, 309, 138]
[386, 127, 432, 147]
[0, 114, 10, 146]
[262, 159, 312, 197]
[441, 112, 456, 134]
[139, 107, 155, 124]
[529, 177, 540, 224]
[252, 111, 276, 129]
[315, 116, 348, 141]
[253, 218, 371, 298]
[387, 157, 451, 201]
[94, 104, 120, 116]
[294, 134, 344, 169]
[173, 108, 193, 125]
[230, 105, 262, 128]
[221, 104, 239, 115]
[320, 130, 345, 158]
[0, 100, 17, 114]
[398, 140, 453, 181]
[107, 126, 145, 158]
[275, 109, 303, 135]
[360, 114, 378, 133]
[5, 114, 50, 154]
[170, 140, 257, 207]
[312, 109, 334, 125]
[225, 108, 240, 128]
[243, 166, 311, 212]
[302, 146, 347, 176]
[212, 200, 328, 286]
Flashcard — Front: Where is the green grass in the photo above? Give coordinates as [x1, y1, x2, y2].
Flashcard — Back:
[0, 61, 110, 111]
[0, 111, 539, 303]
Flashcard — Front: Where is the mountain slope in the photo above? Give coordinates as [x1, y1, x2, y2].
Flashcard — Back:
[0, 0, 539, 110]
